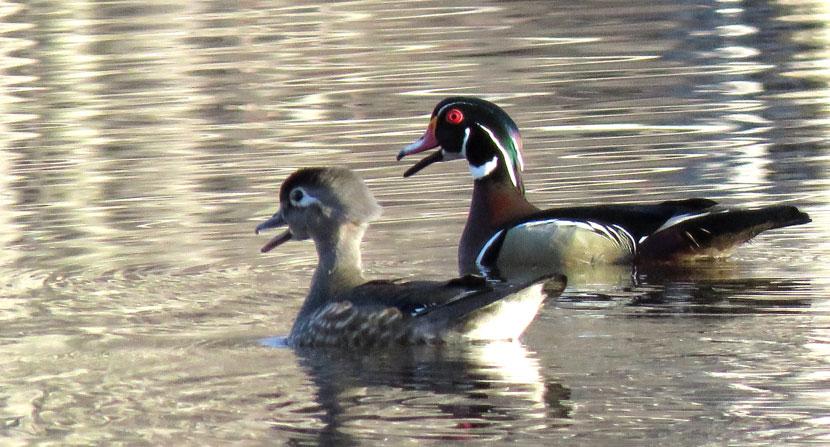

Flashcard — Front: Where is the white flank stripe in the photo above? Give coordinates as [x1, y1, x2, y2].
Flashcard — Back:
[476, 229, 505, 274]
[520, 219, 596, 232]
[612, 224, 637, 253]
[589, 221, 617, 242]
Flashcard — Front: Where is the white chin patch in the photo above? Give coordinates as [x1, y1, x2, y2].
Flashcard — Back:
[469, 156, 499, 179]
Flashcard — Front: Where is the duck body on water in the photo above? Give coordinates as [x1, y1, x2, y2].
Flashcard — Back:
[256, 167, 563, 348]
[397, 97, 811, 281]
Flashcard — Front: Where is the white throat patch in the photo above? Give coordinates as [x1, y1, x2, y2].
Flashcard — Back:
[469, 156, 499, 179]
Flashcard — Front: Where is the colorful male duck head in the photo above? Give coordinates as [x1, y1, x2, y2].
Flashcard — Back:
[397, 97, 526, 194]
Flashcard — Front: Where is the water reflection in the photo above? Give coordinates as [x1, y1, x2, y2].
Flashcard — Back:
[0, 0, 827, 445]
[630, 277, 813, 313]
[284, 341, 569, 444]
[556, 264, 814, 316]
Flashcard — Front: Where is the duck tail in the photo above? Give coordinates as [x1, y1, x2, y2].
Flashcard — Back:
[638, 205, 811, 261]
[425, 273, 565, 341]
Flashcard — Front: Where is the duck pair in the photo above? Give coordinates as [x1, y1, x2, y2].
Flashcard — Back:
[257, 97, 811, 348]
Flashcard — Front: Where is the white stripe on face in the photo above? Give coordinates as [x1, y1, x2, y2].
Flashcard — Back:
[461, 127, 471, 158]
[475, 123, 519, 187]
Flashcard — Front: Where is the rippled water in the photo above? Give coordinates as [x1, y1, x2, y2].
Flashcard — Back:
[1, 0, 828, 445]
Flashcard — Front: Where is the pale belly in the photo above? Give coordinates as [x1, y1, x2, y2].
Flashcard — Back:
[461, 283, 547, 341]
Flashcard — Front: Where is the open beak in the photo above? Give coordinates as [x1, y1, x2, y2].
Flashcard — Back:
[396, 117, 444, 177]
[255, 211, 293, 253]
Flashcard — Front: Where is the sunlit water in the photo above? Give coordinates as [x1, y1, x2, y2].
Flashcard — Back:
[1, 0, 828, 445]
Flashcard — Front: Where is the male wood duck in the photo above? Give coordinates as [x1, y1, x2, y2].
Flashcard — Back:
[397, 97, 811, 280]
[255, 167, 564, 347]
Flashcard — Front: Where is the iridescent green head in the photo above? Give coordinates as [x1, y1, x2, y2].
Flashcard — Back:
[397, 97, 526, 193]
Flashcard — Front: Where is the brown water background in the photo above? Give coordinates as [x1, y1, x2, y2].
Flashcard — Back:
[1, 1, 828, 445]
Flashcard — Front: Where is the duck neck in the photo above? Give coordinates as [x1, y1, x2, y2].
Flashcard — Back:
[459, 176, 539, 275]
[299, 222, 368, 319]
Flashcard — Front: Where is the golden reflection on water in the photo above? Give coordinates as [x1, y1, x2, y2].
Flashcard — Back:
[0, 0, 828, 444]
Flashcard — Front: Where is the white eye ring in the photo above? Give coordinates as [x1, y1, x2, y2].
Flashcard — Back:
[289, 187, 320, 208]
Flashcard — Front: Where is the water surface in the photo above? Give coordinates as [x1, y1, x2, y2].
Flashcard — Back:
[1, 0, 828, 445]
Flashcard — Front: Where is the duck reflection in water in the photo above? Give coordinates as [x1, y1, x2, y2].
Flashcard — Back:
[259, 340, 571, 445]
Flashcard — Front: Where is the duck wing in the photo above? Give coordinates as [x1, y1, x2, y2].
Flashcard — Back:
[291, 274, 563, 347]
[509, 198, 719, 241]
[637, 204, 811, 261]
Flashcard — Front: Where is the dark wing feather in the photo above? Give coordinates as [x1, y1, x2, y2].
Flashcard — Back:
[290, 274, 562, 347]
[347, 273, 559, 325]
[505, 198, 719, 241]
[346, 274, 531, 318]
[637, 205, 810, 261]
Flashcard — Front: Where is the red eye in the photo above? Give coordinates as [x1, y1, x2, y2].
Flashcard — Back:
[445, 108, 464, 125]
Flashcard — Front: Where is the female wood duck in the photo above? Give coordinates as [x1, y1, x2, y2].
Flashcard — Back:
[255, 167, 564, 347]
[397, 97, 811, 280]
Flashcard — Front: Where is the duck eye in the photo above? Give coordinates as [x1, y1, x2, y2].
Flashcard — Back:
[445, 108, 464, 125]
[290, 188, 304, 204]
[288, 187, 321, 208]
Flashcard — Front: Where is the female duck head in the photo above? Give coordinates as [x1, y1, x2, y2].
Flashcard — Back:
[256, 167, 381, 252]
